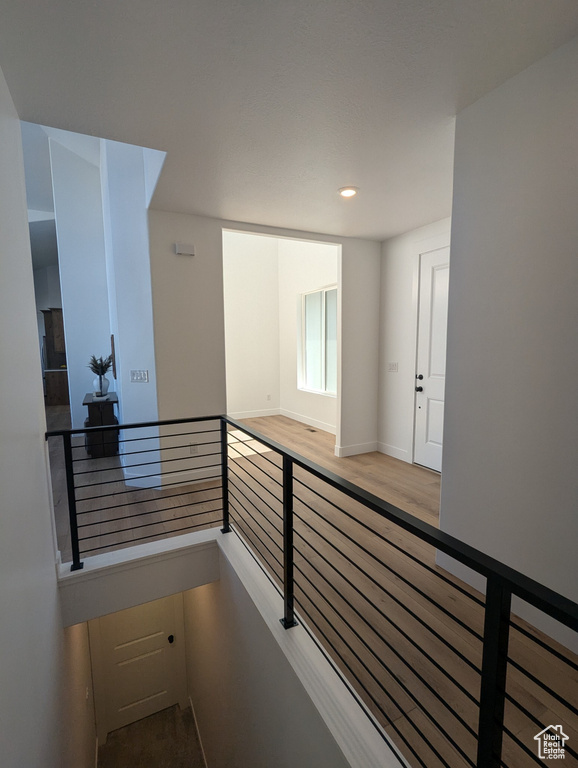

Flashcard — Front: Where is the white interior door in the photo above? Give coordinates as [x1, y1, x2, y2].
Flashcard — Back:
[414, 246, 450, 472]
[89, 594, 188, 743]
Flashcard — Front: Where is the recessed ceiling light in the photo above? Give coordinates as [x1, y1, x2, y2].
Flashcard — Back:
[339, 186, 358, 198]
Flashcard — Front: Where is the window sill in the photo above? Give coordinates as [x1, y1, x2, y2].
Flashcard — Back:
[298, 387, 337, 399]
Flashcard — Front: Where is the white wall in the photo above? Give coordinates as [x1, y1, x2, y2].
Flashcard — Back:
[101, 140, 160, 426]
[50, 138, 112, 428]
[149, 211, 228, 420]
[336, 238, 381, 456]
[223, 231, 281, 418]
[378, 218, 451, 462]
[0, 64, 65, 768]
[440, 37, 578, 648]
[183, 551, 352, 768]
[278, 238, 339, 433]
[61, 623, 97, 767]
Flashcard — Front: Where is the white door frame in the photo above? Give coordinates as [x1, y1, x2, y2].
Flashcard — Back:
[410, 231, 451, 468]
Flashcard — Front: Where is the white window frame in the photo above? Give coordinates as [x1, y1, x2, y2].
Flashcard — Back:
[298, 285, 337, 396]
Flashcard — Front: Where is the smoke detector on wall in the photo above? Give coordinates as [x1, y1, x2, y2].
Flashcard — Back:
[174, 242, 195, 255]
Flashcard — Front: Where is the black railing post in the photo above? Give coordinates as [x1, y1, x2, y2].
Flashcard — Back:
[476, 575, 511, 767]
[280, 455, 298, 629]
[220, 419, 230, 533]
[62, 431, 83, 571]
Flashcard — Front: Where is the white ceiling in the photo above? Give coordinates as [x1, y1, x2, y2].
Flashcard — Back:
[1, 0, 577, 240]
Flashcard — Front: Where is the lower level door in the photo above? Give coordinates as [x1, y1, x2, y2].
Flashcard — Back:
[89, 593, 188, 743]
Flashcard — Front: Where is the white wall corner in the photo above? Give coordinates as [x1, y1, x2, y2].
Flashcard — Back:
[334, 441, 378, 458]
[188, 695, 209, 768]
[376, 442, 411, 463]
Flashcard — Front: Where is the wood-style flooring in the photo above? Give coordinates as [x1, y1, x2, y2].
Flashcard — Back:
[229, 416, 578, 768]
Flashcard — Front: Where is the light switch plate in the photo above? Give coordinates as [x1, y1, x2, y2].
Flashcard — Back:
[387, 362, 398, 373]
[130, 369, 149, 383]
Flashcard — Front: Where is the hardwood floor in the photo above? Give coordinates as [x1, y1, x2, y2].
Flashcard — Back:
[231, 417, 578, 768]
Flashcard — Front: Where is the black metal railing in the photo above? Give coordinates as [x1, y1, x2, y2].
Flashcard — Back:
[47, 414, 578, 768]
[47, 415, 225, 569]
[222, 417, 578, 768]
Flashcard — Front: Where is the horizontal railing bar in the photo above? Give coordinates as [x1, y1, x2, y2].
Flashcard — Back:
[76, 481, 222, 515]
[293, 521, 481, 700]
[503, 697, 578, 761]
[77, 494, 223, 529]
[227, 440, 284, 489]
[293, 595, 436, 768]
[226, 453, 283, 503]
[502, 724, 543, 765]
[229, 496, 283, 562]
[229, 522, 283, 597]
[288, 599, 412, 767]
[294, 555, 479, 747]
[228, 485, 283, 555]
[503, 693, 555, 745]
[47, 414, 223, 438]
[506, 657, 578, 717]
[73, 449, 222, 476]
[79, 518, 221, 554]
[294, 494, 484, 653]
[509, 619, 578, 671]
[226, 431, 282, 472]
[72, 437, 220, 464]
[74, 462, 221, 489]
[76, 473, 221, 503]
[50, 413, 578, 630]
[228, 507, 284, 574]
[228, 469, 283, 521]
[225, 417, 578, 627]
[295, 475, 485, 608]
[79, 506, 221, 542]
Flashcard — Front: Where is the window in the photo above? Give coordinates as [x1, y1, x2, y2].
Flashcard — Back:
[300, 286, 337, 395]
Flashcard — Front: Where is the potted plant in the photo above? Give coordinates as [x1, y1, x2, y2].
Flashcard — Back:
[88, 354, 113, 397]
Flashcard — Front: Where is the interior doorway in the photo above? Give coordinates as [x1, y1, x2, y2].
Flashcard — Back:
[222, 230, 341, 439]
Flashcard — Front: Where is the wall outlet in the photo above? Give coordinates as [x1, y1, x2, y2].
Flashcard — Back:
[130, 369, 149, 383]
[266, 394, 271, 401]
[387, 362, 399, 373]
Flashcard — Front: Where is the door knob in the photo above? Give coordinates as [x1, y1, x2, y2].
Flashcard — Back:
[416, 374, 423, 380]
[415, 386, 423, 392]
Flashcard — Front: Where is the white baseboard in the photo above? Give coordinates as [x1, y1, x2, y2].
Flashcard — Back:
[377, 442, 412, 463]
[189, 694, 209, 768]
[94, 736, 99, 768]
[227, 408, 280, 420]
[334, 441, 377, 458]
[279, 409, 336, 435]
